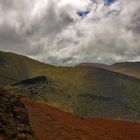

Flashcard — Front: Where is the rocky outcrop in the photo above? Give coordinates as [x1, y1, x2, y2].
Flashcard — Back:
[0, 89, 35, 140]
[14, 76, 48, 85]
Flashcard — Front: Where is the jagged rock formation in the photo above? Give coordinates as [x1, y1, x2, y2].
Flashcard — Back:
[0, 89, 35, 140]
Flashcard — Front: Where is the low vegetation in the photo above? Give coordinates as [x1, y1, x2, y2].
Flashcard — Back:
[1, 51, 140, 120]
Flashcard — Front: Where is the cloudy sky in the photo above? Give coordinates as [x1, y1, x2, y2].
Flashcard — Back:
[0, 0, 140, 66]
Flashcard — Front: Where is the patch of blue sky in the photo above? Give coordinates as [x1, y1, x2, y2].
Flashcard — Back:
[105, 0, 116, 5]
[77, 0, 117, 17]
[77, 10, 90, 17]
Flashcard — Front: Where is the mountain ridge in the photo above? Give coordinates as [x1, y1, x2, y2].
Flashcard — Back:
[76, 63, 108, 69]
[110, 62, 140, 79]
[76, 62, 140, 79]
[0, 51, 140, 120]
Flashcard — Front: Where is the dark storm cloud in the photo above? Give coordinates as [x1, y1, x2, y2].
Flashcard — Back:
[0, 0, 140, 65]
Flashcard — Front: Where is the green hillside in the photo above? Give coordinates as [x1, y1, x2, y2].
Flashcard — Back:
[6, 66, 140, 121]
[0, 51, 51, 86]
[1, 51, 140, 120]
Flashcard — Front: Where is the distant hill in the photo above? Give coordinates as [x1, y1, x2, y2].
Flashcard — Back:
[0, 51, 51, 86]
[76, 62, 140, 79]
[110, 62, 140, 79]
[76, 63, 108, 69]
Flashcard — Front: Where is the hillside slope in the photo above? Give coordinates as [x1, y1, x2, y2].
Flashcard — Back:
[22, 98, 140, 140]
[7, 67, 140, 120]
[110, 62, 140, 79]
[1, 51, 140, 120]
[0, 51, 51, 86]
[76, 62, 140, 79]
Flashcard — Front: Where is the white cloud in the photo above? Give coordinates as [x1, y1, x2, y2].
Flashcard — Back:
[0, 0, 140, 65]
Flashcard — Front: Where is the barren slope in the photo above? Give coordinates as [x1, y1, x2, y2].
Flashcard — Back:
[22, 98, 140, 140]
[110, 62, 140, 79]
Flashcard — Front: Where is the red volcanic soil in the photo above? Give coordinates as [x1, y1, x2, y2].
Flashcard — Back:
[22, 98, 140, 140]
